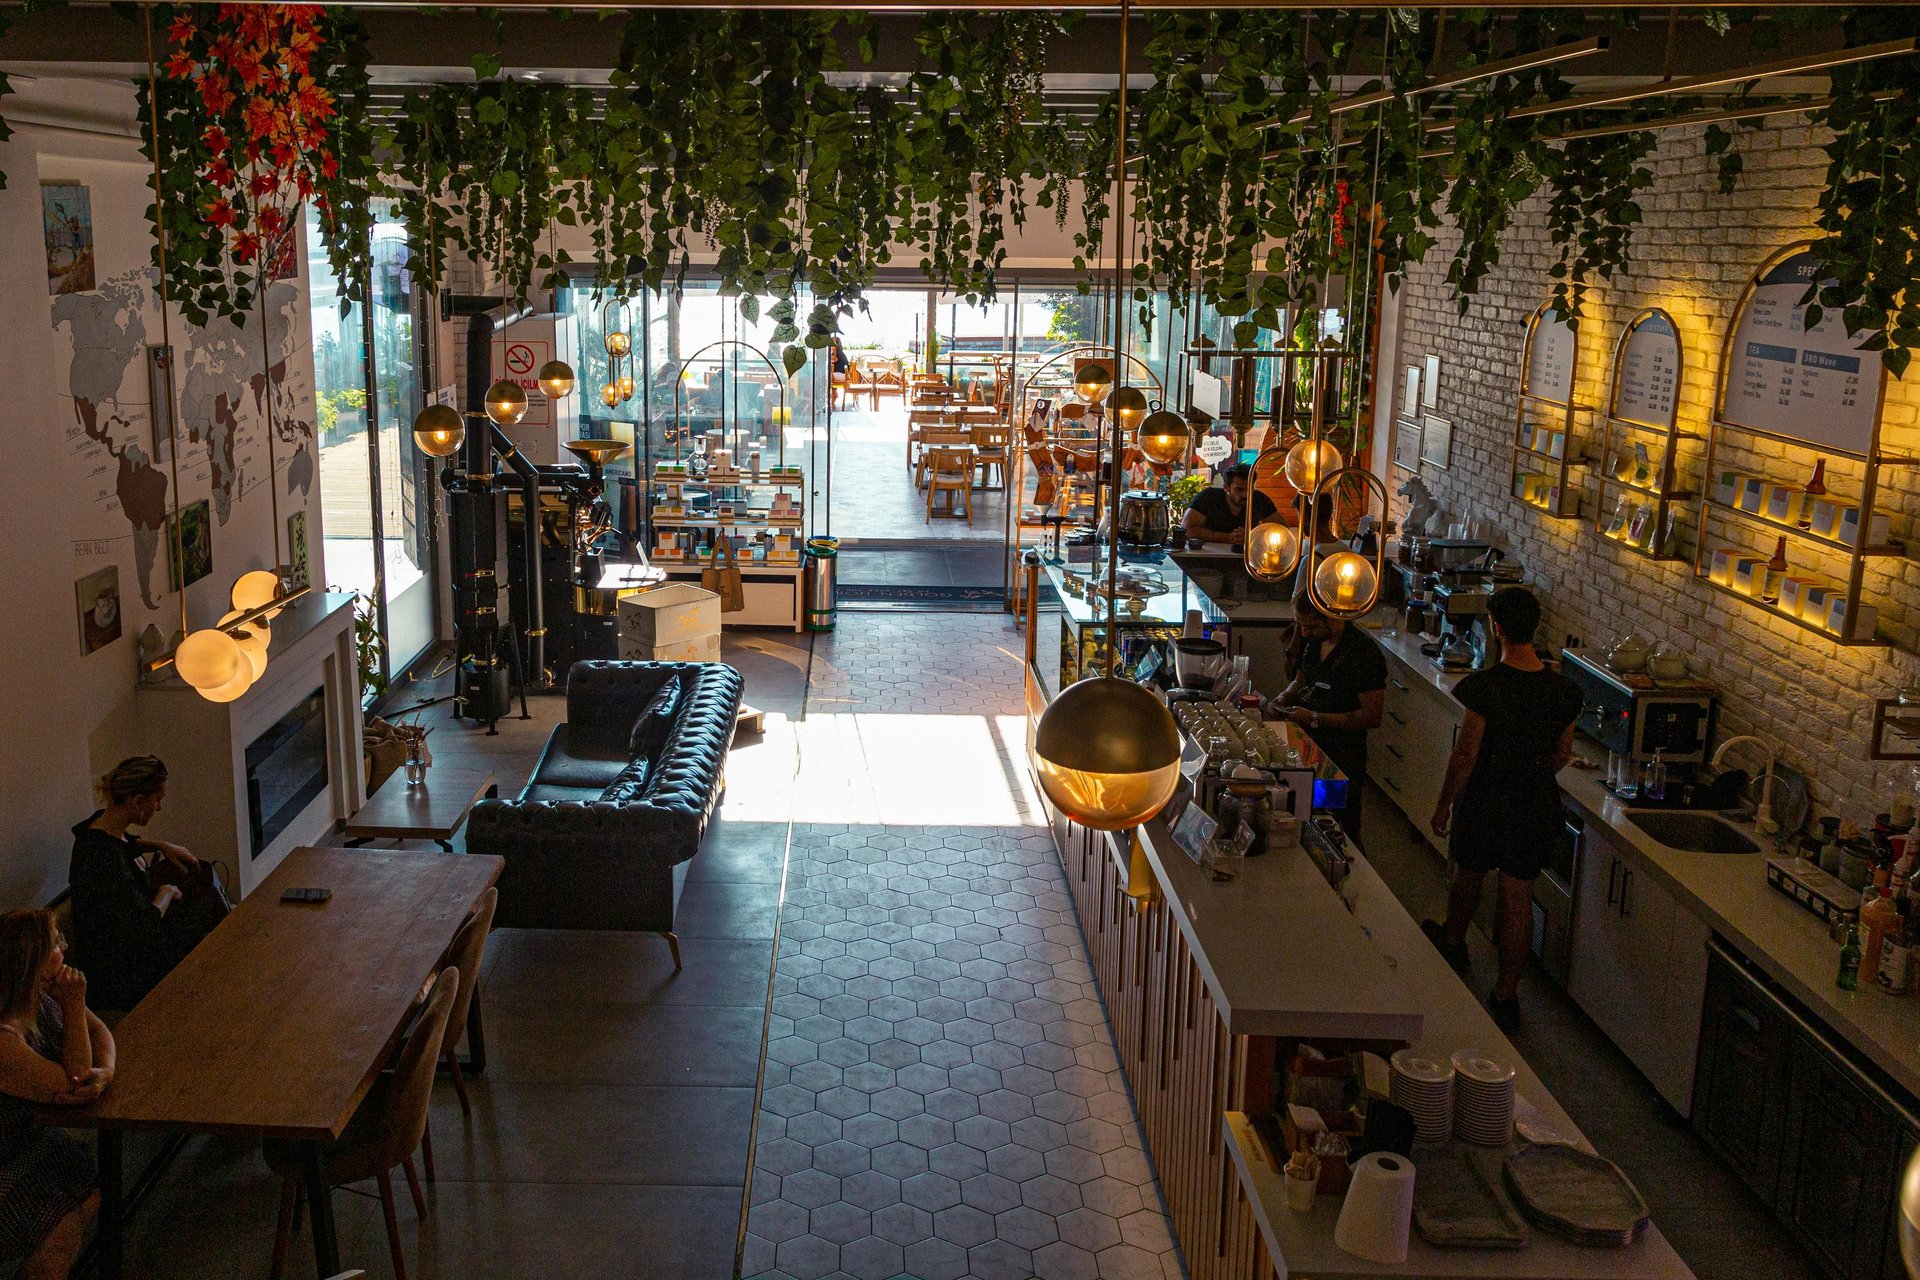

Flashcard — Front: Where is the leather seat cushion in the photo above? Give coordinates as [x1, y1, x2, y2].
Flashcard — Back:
[532, 750, 629, 792]
[628, 674, 684, 762]
[521, 782, 608, 805]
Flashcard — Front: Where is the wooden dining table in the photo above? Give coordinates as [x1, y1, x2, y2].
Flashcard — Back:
[58, 846, 503, 1280]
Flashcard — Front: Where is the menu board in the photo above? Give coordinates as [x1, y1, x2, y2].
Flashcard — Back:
[1612, 311, 1682, 427]
[1723, 248, 1881, 453]
[1522, 308, 1578, 404]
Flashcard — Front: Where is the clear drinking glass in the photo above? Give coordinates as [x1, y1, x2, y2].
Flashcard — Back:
[405, 738, 427, 788]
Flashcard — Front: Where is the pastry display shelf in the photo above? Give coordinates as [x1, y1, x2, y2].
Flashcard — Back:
[655, 469, 804, 488]
[1692, 571, 1891, 648]
[650, 515, 804, 529]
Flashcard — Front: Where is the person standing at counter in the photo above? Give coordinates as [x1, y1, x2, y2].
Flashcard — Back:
[1182, 463, 1278, 548]
[1425, 587, 1581, 1032]
[1265, 594, 1385, 836]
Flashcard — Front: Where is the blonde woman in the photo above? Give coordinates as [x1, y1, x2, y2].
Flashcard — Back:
[0, 909, 113, 1279]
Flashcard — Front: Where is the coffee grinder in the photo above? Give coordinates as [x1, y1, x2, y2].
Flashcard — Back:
[1169, 637, 1227, 705]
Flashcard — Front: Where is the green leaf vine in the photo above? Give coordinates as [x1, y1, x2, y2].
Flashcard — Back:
[1541, 129, 1657, 324]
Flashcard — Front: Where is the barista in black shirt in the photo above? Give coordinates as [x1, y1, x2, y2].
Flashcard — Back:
[1266, 594, 1386, 837]
[1183, 463, 1279, 548]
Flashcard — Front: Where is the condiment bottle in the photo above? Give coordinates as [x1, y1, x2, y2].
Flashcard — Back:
[1761, 537, 1788, 603]
[1862, 888, 1901, 980]
[1838, 922, 1864, 991]
[1879, 920, 1913, 995]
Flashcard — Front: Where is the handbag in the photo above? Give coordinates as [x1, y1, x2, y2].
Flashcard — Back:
[701, 539, 746, 613]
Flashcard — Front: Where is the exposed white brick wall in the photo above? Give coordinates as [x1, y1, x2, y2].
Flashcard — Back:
[1390, 115, 1920, 826]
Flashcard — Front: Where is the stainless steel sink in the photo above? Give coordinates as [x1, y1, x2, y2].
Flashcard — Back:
[1625, 810, 1761, 855]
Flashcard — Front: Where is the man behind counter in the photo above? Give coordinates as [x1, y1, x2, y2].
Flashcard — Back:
[1182, 462, 1279, 547]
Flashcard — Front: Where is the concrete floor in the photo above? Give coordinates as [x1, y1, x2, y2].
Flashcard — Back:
[100, 609, 1823, 1280]
[800, 402, 1014, 545]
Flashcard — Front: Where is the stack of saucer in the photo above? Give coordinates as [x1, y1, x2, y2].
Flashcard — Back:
[1451, 1050, 1517, 1146]
[1389, 1050, 1455, 1144]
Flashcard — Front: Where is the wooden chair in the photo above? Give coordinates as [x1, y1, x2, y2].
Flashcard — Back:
[915, 425, 972, 487]
[267, 969, 460, 1280]
[872, 360, 905, 406]
[418, 886, 495, 1184]
[925, 447, 974, 523]
[971, 424, 1011, 490]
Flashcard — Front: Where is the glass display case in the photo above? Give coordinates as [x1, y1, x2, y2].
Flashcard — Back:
[1043, 552, 1228, 686]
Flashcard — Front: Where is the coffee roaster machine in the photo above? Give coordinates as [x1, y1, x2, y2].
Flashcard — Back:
[437, 298, 639, 732]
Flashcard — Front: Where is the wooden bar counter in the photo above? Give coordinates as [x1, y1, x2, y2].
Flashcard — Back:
[1041, 788, 1695, 1280]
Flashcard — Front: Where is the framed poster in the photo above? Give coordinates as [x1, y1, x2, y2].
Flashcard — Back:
[41, 182, 95, 295]
[1423, 355, 1441, 410]
[75, 565, 121, 655]
[1402, 364, 1421, 419]
[1720, 243, 1883, 455]
[1420, 414, 1453, 470]
[1522, 306, 1578, 405]
[1611, 309, 1683, 427]
[1392, 418, 1423, 473]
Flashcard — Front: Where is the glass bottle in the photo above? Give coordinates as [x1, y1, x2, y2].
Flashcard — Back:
[1760, 537, 1788, 603]
[1802, 458, 1827, 529]
[1837, 921, 1863, 991]
[1643, 750, 1668, 802]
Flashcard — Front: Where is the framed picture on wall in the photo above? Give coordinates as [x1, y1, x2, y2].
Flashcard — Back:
[1423, 355, 1441, 410]
[1420, 414, 1453, 470]
[1392, 418, 1422, 473]
[1402, 364, 1421, 420]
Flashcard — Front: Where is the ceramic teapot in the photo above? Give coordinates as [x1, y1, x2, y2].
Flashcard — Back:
[1647, 642, 1689, 681]
[1603, 633, 1652, 674]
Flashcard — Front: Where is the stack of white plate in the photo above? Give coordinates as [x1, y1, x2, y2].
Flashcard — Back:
[1451, 1050, 1517, 1146]
[1389, 1050, 1455, 1144]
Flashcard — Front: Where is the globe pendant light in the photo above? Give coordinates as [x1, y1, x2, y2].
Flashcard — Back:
[230, 569, 282, 613]
[1112, 386, 1148, 431]
[600, 382, 621, 408]
[485, 379, 528, 426]
[1030, 0, 1180, 833]
[1284, 438, 1342, 493]
[198, 665, 255, 703]
[1034, 677, 1183, 831]
[537, 359, 577, 400]
[1248, 521, 1300, 578]
[1305, 465, 1390, 619]
[412, 403, 465, 458]
[173, 627, 244, 691]
[1135, 409, 1188, 468]
[219, 609, 270, 679]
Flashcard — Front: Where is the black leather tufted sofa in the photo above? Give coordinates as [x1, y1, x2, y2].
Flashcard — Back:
[466, 660, 744, 965]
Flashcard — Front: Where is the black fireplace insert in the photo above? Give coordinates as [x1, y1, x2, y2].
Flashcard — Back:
[246, 688, 329, 857]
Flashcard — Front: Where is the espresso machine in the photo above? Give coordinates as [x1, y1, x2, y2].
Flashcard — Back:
[1431, 580, 1494, 671]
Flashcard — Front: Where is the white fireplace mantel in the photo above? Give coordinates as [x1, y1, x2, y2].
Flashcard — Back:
[136, 592, 364, 898]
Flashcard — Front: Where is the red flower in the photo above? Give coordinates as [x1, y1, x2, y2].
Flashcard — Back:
[166, 14, 196, 45]
[249, 170, 277, 198]
[203, 125, 231, 155]
[232, 230, 261, 263]
[204, 198, 237, 229]
[319, 152, 339, 180]
[163, 51, 195, 80]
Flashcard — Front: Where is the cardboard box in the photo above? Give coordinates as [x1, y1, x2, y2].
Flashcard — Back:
[617, 633, 722, 663]
[1712, 470, 1751, 507]
[1708, 547, 1736, 586]
[618, 583, 722, 652]
[1736, 476, 1768, 513]
[1731, 556, 1764, 595]
[1800, 583, 1835, 623]
[1764, 484, 1807, 527]
[1825, 596, 1878, 641]
[1779, 576, 1822, 618]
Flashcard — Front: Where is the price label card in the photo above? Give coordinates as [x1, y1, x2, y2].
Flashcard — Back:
[1613, 311, 1682, 427]
[1723, 248, 1881, 453]
[1523, 308, 1578, 404]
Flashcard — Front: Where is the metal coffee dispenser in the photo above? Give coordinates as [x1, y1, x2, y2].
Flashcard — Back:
[1561, 648, 1716, 765]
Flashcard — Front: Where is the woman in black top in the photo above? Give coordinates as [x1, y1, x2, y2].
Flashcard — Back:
[1425, 588, 1583, 1030]
[1266, 594, 1386, 837]
[69, 757, 225, 1012]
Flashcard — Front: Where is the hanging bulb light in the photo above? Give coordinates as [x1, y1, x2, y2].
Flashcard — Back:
[1284, 438, 1342, 493]
[1248, 522, 1300, 578]
[1074, 360, 1113, 404]
[485, 379, 528, 426]
[1135, 409, 1188, 468]
[230, 570, 282, 615]
[1313, 551, 1377, 613]
[220, 609, 270, 678]
[618, 373, 635, 399]
[537, 359, 577, 400]
[413, 403, 465, 458]
[1032, 677, 1183, 831]
[1112, 386, 1148, 431]
[600, 382, 621, 408]
[174, 628, 244, 691]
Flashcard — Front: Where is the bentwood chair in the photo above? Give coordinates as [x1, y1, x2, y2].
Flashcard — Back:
[416, 887, 495, 1184]
[970, 424, 1011, 490]
[926, 447, 975, 523]
[267, 969, 460, 1280]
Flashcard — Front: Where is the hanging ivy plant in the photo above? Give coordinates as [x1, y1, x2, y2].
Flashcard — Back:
[1541, 129, 1657, 324]
[1807, 7, 1920, 377]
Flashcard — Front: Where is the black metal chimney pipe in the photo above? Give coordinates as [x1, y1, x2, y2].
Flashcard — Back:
[446, 296, 547, 690]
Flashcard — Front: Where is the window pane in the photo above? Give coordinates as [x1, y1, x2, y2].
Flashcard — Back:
[307, 205, 376, 604]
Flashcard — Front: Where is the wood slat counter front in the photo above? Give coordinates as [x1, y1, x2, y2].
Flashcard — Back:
[1044, 803, 1694, 1280]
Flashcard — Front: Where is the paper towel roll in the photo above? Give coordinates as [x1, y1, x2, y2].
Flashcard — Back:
[1334, 1151, 1417, 1263]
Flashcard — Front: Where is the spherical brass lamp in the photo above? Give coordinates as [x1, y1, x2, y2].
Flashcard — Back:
[1898, 1142, 1920, 1277]
[618, 373, 636, 399]
[1135, 410, 1188, 467]
[1284, 438, 1342, 493]
[174, 628, 243, 691]
[1313, 550, 1378, 615]
[412, 403, 465, 458]
[1074, 360, 1114, 405]
[537, 359, 577, 400]
[604, 330, 632, 358]
[485, 379, 528, 427]
[1247, 521, 1300, 579]
[198, 666, 255, 703]
[600, 382, 621, 409]
[220, 609, 271, 678]
[1032, 677, 1182, 831]
[1112, 386, 1148, 431]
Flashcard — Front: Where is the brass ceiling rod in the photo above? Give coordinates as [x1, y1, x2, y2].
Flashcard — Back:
[1506, 34, 1920, 118]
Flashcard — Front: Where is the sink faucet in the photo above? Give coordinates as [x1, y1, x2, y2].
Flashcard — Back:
[1711, 735, 1778, 835]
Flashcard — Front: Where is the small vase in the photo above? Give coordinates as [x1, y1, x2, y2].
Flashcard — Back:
[405, 740, 427, 788]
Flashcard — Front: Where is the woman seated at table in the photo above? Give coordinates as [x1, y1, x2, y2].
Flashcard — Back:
[1182, 462, 1279, 548]
[0, 908, 113, 1280]
[69, 757, 227, 1012]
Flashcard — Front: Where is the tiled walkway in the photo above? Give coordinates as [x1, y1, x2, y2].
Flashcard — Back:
[744, 614, 1183, 1280]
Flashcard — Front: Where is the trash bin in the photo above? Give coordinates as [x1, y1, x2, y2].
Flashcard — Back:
[804, 537, 839, 633]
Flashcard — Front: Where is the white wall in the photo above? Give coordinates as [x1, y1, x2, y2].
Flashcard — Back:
[0, 76, 327, 906]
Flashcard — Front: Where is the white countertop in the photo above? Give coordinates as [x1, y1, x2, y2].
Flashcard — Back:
[1370, 615, 1920, 1106]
